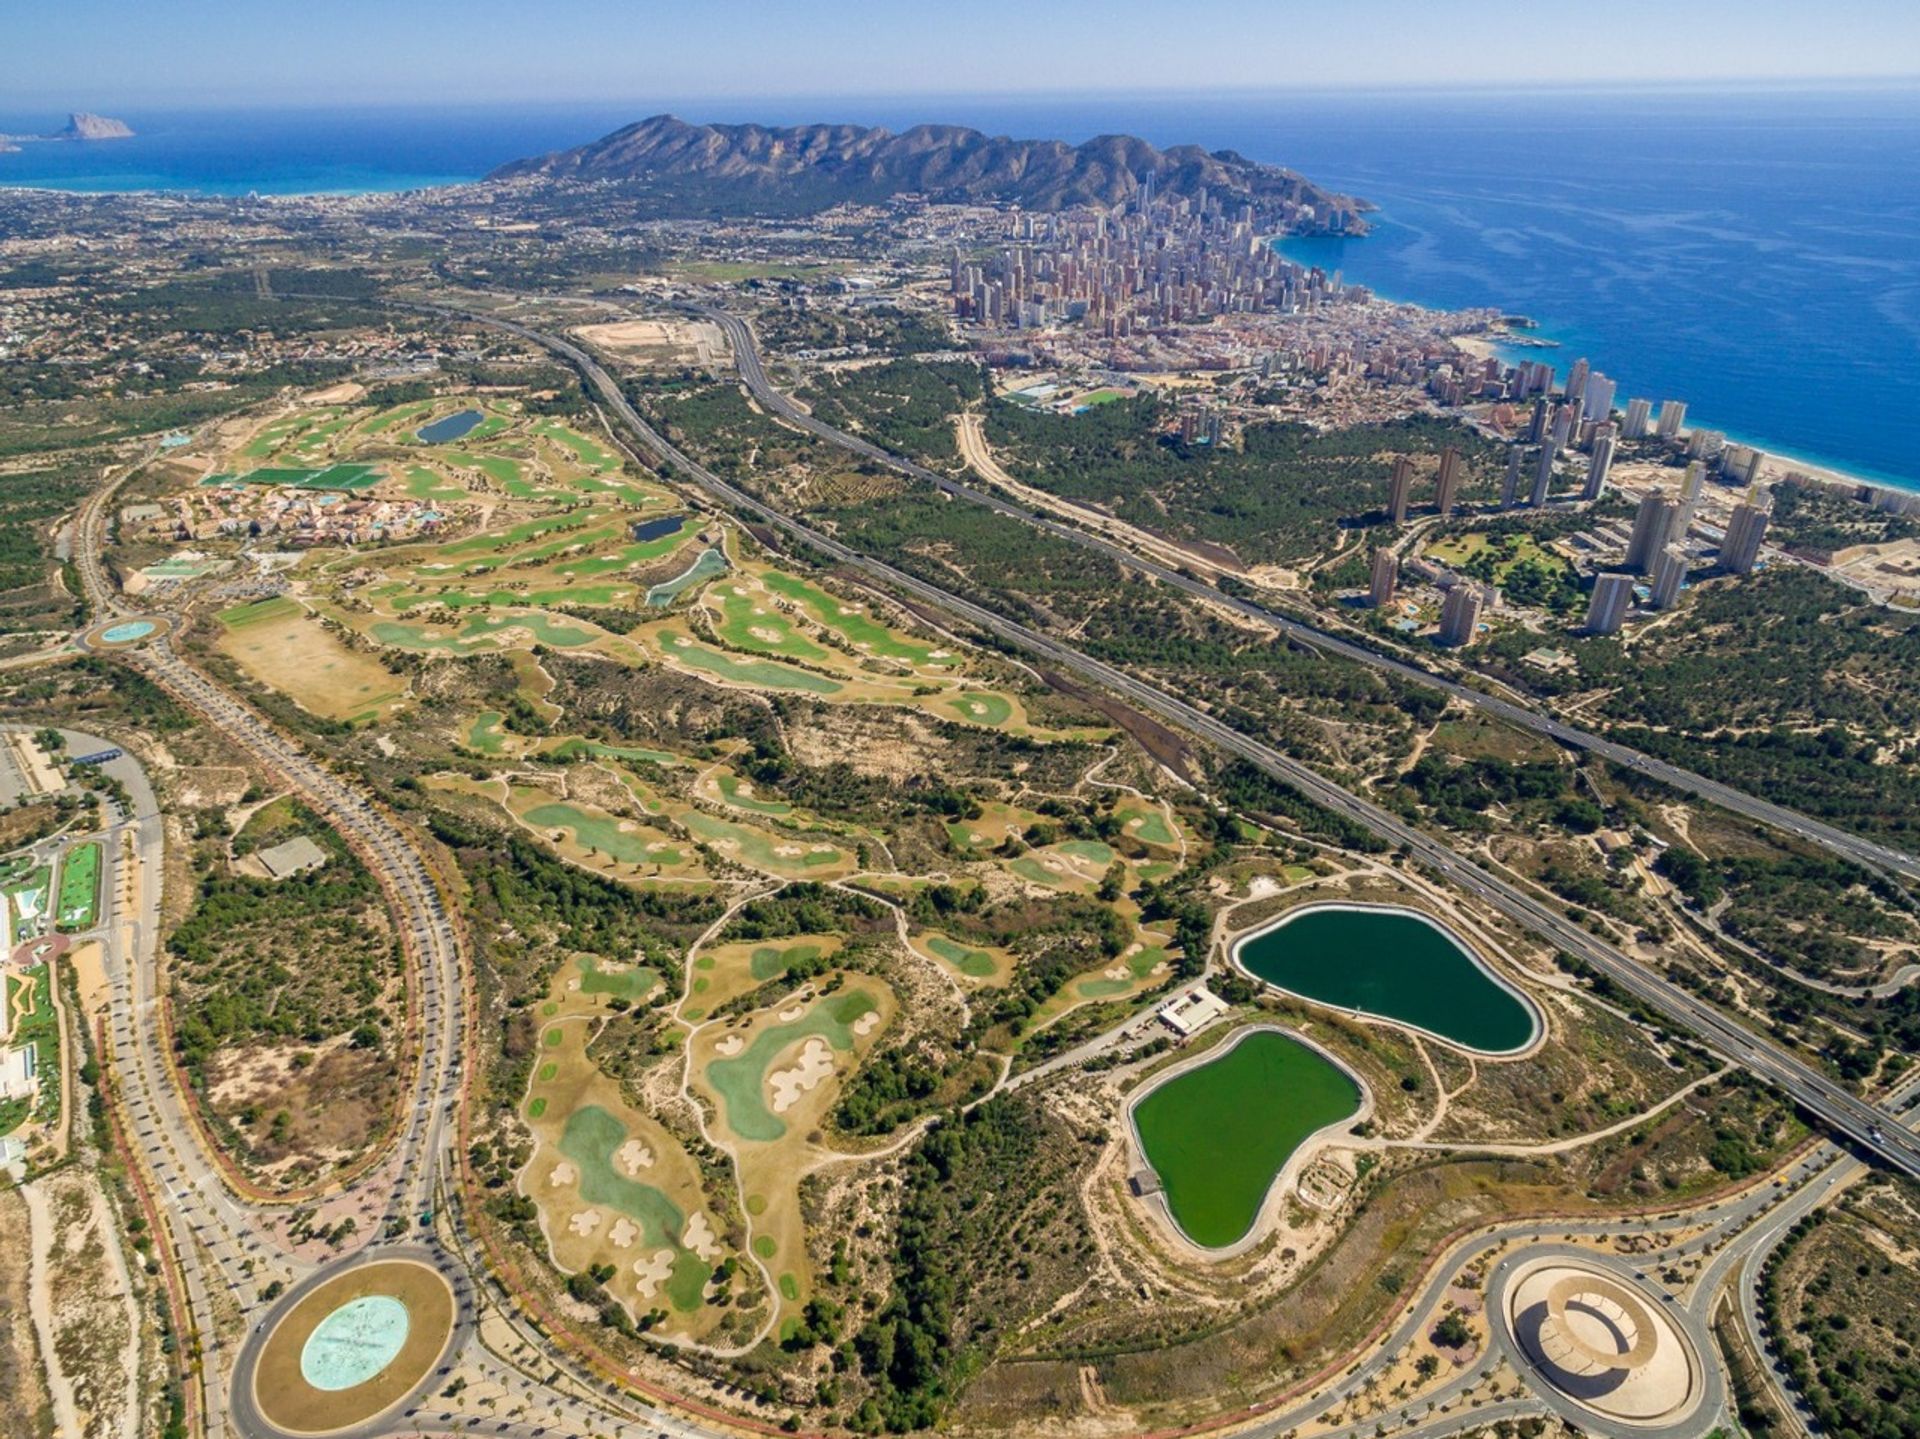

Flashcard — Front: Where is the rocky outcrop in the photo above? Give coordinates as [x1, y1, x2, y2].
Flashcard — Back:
[58, 113, 135, 141]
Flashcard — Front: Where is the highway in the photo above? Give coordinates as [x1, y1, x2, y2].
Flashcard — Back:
[691, 303, 1920, 890]
[417, 298, 1920, 1187]
[40, 294, 1883, 1437]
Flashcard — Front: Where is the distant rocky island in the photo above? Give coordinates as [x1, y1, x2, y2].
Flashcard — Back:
[489, 113, 1367, 230]
[0, 112, 136, 152]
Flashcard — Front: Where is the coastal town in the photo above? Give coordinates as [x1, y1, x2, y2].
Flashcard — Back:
[2, 88, 1918, 1439]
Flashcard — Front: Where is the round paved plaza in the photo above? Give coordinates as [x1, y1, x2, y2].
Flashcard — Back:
[1503, 1258, 1703, 1428]
[250, 1257, 454, 1435]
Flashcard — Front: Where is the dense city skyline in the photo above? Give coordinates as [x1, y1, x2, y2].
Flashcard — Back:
[5, 0, 1919, 107]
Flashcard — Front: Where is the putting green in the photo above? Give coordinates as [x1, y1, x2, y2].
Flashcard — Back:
[705, 989, 877, 1143]
[1132, 1029, 1362, 1249]
[946, 692, 1014, 726]
[576, 955, 660, 1002]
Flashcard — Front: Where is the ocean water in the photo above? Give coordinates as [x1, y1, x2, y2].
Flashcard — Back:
[4, 88, 1916, 488]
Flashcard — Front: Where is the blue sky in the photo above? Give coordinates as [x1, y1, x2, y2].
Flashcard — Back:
[8, 0, 1919, 108]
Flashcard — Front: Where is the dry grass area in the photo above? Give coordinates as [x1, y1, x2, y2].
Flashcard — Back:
[216, 598, 408, 723]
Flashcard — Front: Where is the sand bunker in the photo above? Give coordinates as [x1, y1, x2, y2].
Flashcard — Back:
[548, 1162, 576, 1188]
[608, 1218, 638, 1250]
[633, 1249, 675, 1298]
[769, 1037, 835, 1114]
[683, 1213, 720, 1262]
[714, 1034, 745, 1057]
[616, 1138, 653, 1174]
[567, 1209, 602, 1239]
[776, 1004, 805, 1023]
[853, 1011, 880, 1037]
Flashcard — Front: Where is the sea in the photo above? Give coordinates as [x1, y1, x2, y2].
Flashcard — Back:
[4, 86, 1918, 489]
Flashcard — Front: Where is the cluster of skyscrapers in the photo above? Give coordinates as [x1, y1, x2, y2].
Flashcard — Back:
[950, 187, 1355, 335]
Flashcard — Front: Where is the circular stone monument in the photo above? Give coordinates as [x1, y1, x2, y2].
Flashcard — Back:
[251, 1258, 454, 1435]
[1503, 1258, 1703, 1428]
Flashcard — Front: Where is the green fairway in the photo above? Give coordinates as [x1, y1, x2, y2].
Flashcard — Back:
[927, 935, 997, 978]
[525, 802, 682, 866]
[681, 812, 843, 873]
[705, 989, 877, 1143]
[760, 572, 946, 665]
[55, 842, 101, 931]
[712, 592, 829, 662]
[716, 774, 792, 816]
[1132, 1029, 1361, 1249]
[1075, 943, 1167, 999]
[466, 712, 508, 755]
[661, 635, 843, 694]
[539, 420, 619, 471]
[748, 942, 824, 981]
[219, 595, 303, 629]
[557, 1107, 709, 1310]
[545, 738, 682, 768]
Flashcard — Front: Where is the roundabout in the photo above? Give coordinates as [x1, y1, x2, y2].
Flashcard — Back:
[80, 613, 174, 651]
[1492, 1250, 1715, 1435]
[232, 1248, 462, 1437]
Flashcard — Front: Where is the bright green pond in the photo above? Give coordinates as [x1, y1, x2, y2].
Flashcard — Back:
[1132, 1029, 1361, 1249]
[1236, 905, 1536, 1054]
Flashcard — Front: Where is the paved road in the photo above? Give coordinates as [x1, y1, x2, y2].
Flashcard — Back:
[431, 298, 1920, 1186]
[44, 295, 1871, 1439]
[695, 304, 1920, 894]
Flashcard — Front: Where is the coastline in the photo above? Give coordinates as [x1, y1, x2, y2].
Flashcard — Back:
[1280, 238, 1920, 501]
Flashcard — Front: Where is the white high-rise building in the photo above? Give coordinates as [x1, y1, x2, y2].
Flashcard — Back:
[1721, 499, 1772, 575]
[1583, 373, 1616, 423]
[1438, 582, 1486, 646]
[1531, 443, 1555, 507]
[1503, 446, 1523, 508]
[1678, 461, 1707, 530]
[1657, 399, 1689, 439]
[1650, 545, 1689, 610]
[1626, 494, 1679, 573]
[1622, 397, 1653, 439]
[1434, 446, 1463, 517]
[1584, 430, 1618, 501]
[1586, 573, 1636, 635]
[1369, 548, 1400, 607]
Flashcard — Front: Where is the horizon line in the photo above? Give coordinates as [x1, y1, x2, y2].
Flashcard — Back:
[8, 72, 1920, 117]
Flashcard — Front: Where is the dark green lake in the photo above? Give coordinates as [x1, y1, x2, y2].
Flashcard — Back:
[1132, 1028, 1361, 1249]
[1235, 904, 1537, 1054]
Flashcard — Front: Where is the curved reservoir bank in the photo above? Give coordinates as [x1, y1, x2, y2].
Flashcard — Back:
[1131, 1027, 1362, 1250]
[1234, 903, 1538, 1055]
[415, 408, 484, 443]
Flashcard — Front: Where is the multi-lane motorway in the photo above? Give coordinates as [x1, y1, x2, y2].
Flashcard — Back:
[433, 298, 1920, 1187]
[694, 303, 1920, 886]
[36, 295, 1906, 1439]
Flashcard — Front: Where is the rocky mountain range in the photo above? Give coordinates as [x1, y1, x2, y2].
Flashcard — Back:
[489, 113, 1366, 227]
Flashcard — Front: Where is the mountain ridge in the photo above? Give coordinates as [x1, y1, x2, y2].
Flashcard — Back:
[488, 113, 1367, 228]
